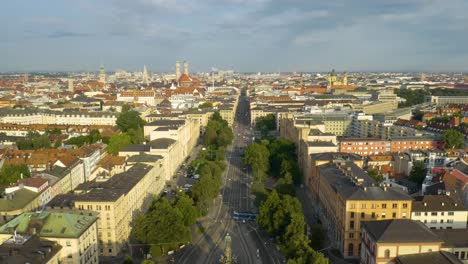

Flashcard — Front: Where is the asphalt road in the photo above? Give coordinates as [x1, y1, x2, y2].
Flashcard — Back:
[174, 92, 285, 264]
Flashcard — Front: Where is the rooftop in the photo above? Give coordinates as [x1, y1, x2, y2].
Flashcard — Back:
[126, 153, 163, 163]
[0, 189, 38, 212]
[0, 236, 62, 264]
[0, 211, 97, 238]
[149, 138, 176, 149]
[412, 195, 466, 212]
[396, 251, 461, 264]
[363, 219, 442, 244]
[433, 228, 468, 248]
[74, 163, 154, 202]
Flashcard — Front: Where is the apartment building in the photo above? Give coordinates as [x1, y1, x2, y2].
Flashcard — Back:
[0, 109, 117, 126]
[434, 229, 468, 264]
[313, 160, 413, 258]
[73, 163, 165, 257]
[426, 96, 468, 105]
[0, 235, 63, 264]
[390, 137, 443, 152]
[360, 219, 443, 264]
[411, 195, 468, 229]
[0, 211, 98, 264]
[340, 138, 389, 156]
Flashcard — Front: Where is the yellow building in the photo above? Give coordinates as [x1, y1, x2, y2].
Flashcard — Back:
[313, 160, 413, 259]
[73, 163, 165, 256]
[361, 219, 443, 264]
[327, 69, 348, 87]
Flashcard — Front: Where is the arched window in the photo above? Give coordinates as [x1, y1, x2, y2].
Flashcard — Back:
[348, 243, 354, 256]
[385, 249, 390, 258]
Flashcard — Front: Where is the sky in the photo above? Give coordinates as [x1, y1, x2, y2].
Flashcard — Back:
[1, 0, 468, 72]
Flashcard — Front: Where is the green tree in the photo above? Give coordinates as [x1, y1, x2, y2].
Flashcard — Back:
[116, 110, 145, 132]
[367, 168, 384, 183]
[133, 198, 190, 252]
[256, 114, 276, 136]
[0, 164, 31, 184]
[203, 126, 218, 146]
[198, 102, 213, 109]
[54, 139, 62, 148]
[409, 161, 427, 185]
[31, 134, 51, 149]
[107, 133, 132, 155]
[174, 193, 199, 227]
[442, 129, 465, 149]
[122, 255, 134, 264]
[243, 143, 270, 181]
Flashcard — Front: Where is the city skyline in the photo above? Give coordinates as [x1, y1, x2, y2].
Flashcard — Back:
[2, 0, 468, 72]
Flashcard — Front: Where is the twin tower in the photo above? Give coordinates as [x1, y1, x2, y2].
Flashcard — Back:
[175, 61, 189, 80]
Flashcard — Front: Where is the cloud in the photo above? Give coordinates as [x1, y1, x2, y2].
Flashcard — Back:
[30, 17, 64, 25]
[47, 31, 92, 38]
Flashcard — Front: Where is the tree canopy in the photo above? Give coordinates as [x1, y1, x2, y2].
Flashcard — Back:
[258, 190, 328, 264]
[442, 129, 465, 149]
[0, 164, 31, 185]
[409, 161, 427, 185]
[107, 133, 132, 155]
[116, 110, 146, 133]
[256, 114, 276, 136]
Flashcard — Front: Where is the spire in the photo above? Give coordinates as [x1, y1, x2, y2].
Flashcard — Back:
[143, 65, 149, 85]
[183, 60, 189, 75]
[176, 61, 181, 80]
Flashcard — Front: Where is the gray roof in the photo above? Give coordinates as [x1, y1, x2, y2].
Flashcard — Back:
[433, 229, 468, 248]
[396, 251, 462, 264]
[74, 163, 154, 202]
[146, 119, 185, 127]
[149, 138, 176, 149]
[318, 162, 412, 201]
[121, 144, 151, 152]
[126, 153, 163, 163]
[307, 141, 337, 147]
[412, 195, 466, 212]
[311, 152, 363, 161]
[363, 219, 442, 243]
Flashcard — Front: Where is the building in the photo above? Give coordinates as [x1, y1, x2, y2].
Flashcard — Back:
[340, 138, 388, 156]
[396, 251, 462, 264]
[0, 211, 98, 264]
[360, 219, 443, 264]
[433, 228, 468, 263]
[426, 96, 468, 105]
[312, 159, 413, 258]
[73, 163, 165, 256]
[411, 195, 468, 229]
[0, 235, 62, 264]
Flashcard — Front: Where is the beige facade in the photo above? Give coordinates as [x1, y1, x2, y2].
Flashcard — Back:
[73, 163, 165, 257]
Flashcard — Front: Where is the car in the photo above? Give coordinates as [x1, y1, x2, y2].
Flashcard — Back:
[193, 174, 200, 179]
[184, 184, 193, 188]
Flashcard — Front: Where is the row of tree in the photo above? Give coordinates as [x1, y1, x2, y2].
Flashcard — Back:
[191, 112, 233, 214]
[243, 137, 328, 263]
[66, 129, 107, 147]
[258, 190, 328, 264]
[133, 194, 199, 256]
[256, 114, 276, 136]
[132, 112, 233, 258]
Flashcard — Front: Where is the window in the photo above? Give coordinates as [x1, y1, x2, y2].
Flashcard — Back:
[361, 212, 365, 218]
[350, 221, 355, 229]
[455, 252, 460, 258]
[381, 212, 386, 218]
[350, 204, 356, 209]
[382, 203, 387, 209]
[348, 243, 354, 256]
[461, 252, 466, 259]
[431, 220, 437, 224]
[448, 212, 454, 216]
[447, 219, 453, 223]
[392, 213, 396, 218]
[392, 203, 397, 209]
[384, 249, 390, 258]
[349, 233, 354, 239]
[66, 241, 71, 247]
[371, 204, 376, 209]
[351, 212, 355, 218]
[371, 212, 376, 218]
[431, 212, 437, 216]
[402, 212, 407, 218]
[415, 212, 421, 216]
[361, 204, 366, 209]
[440, 220, 444, 223]
[108, 249, 112, 253]
[424, 212, 428, 216]
[424, 220, 427, 223]
[441, 212, 444, 216]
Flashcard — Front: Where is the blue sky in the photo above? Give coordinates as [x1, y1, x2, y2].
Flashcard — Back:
[1, 0, 468, 72]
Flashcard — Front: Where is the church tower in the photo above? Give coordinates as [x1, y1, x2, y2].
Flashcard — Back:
[68, 79, 74, 92]
[175, 61, 181, 80]
[328, 69, 337, 87]
[143, 65, 149, 85]
[342, 71, 348, 85]
[99, 65, 106, 84]
[183, 60, 189, 75]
